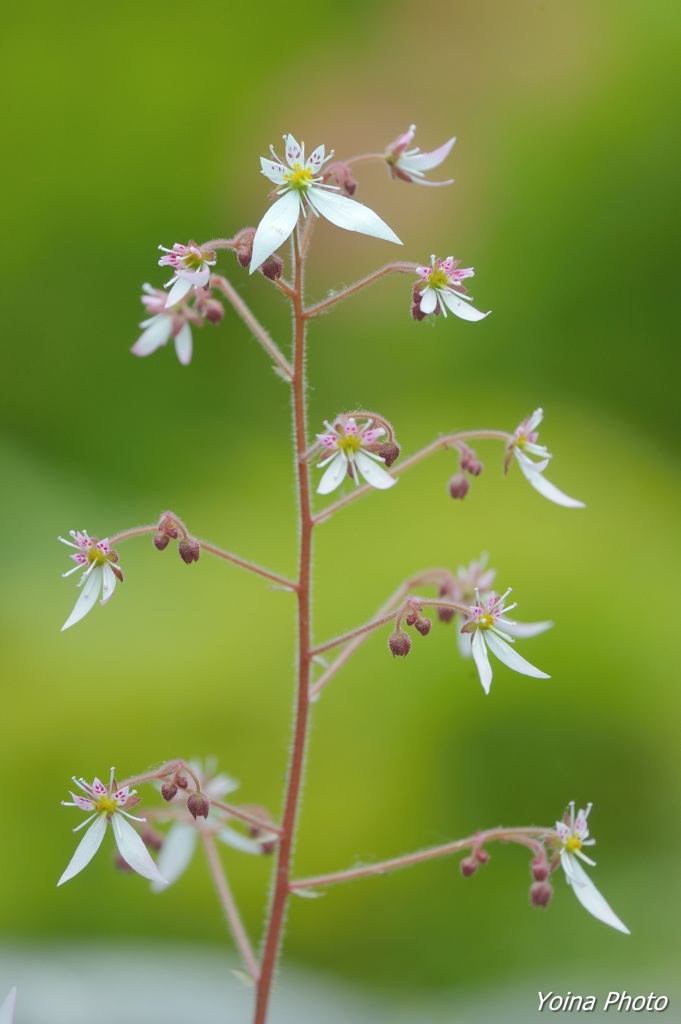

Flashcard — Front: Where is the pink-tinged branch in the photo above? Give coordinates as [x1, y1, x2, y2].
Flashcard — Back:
[200, 831, 260, 982]
[304, 262, 418, 318]
[210, 275, 293, 380]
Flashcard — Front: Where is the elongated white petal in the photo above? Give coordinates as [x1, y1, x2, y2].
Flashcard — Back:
[456, 619, 472, 658]
[564, 854, 630, 934]
[0, 987, 17, 1024]
[164, 276, 193, 308]
[307, 144, 326, 173]
[317, 453, 348, 495]
[58, 814, 107, 885]
[307, 187, 402, 245]
[61, 568, 102, 631]
[471, 629, 493, 694]
[174, 322, 193, 366]
[218, 825, 266, 855]
[131, 315, 172, 357]
[408, 176, 454, 188]
[112, 814, 167, 885]
[420, 287, 438, 314]
[260, 157, 287, 184]
[250, 191, 301, 273]
[501, 619, 553, 639]
[100, 562, 117, 606]
[354, 450, 396, 490]
[485, 631, 550, 679]
[515, 450, 550, 477]
[441, 289, 490, 322]
[405, 137, 456, 171]
[522, 466, 586, 509]
[152, 823, 197, 891]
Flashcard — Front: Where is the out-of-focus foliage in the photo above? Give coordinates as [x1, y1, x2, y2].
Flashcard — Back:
[1, 0, 679, 1013]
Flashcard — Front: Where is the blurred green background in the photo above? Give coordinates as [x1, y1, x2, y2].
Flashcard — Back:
[2, 0, 680, 1020]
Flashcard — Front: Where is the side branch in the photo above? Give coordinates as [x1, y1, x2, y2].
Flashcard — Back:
[304, 262, 418, 319]
[211, 275, 293, 379]
[200, 831, 260, 982]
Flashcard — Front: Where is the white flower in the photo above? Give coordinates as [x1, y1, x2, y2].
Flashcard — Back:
[385, 124, 455, 186]
[152, 760, 273, 892]
[59, 530, 123, 631]
[556, 802, 630, 934]
[158, 241, 215, 308]
[131, 283, 195, 365]
[506, 408, 585, 508]
[0, 989, 17, 1024]
[460, 589, 551, 694]
[316, 416, 396, 495]
[58, 769, 166, 887]
[415, 255, 489, 322]
[250, 133, 402, 273]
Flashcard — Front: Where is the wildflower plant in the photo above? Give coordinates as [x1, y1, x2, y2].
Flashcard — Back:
[56, 123, 625, 1023]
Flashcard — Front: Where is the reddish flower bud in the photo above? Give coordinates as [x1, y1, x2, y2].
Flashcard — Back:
[438, 583, 456, 624]
[531, 856, 550, 882]
[460, 857, 478, 877]
[153, 532, 170, 551]
[377, 441, 400, 468]
[161, 782, 178, 802]
[448, 473, 470, 500]
[322, 161, 358, 197]
[178, 538, 200, 564]
[203, 298, 225, 323]
[530, 881, 553, 907]
[388, 631, 411, 657]
[233, 227, 256, 269]
[260, 253, 283, 280]
[405, 612, 418, 627]
[187, 792, 210, 820]
[475, 848, 489, 864]
[414, 617, 432, 637]
[460, 449, 483, 476]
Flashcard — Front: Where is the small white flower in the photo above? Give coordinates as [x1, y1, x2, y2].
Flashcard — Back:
[250, 133, 402, 273]
[158, 241, 215, 308]
[58, 769, 166, 887]
[385, 124, 455, 187]
[0, 988, 17, 1024]
[59, 530, 123, 631]
[556, 802, 630, 934]
[415, 255, 489, 322]
[131, 283, 195, 365]
[506, 408, 585, 508]
[316, 416, 396, 495]
[461, 589, 551, 694]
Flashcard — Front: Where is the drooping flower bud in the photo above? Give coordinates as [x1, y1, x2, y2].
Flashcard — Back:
[377, 441, 400, 468]
[187, 792, 210, 820]
[178, 538, 201, 565]
[448, 473, 470, 500]
[175, 775, 189, 790]
[414, 617, 432, 637]
[260, 253, 283, 280]
[154, 532, 170, 551]
[388, 631, 411, 657]
[233, 227, 257, 269]
[461, 448, 484, 476]
[531, 855, 550, 882]
[161, 782, 178, 802]
[530, 881, 553, 907]
[459, 856, 478, 877]
[322, 161, 358, 197]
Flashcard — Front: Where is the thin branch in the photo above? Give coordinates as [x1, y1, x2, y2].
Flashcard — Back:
[200, 831, 260, 982]
[304, 262, 418, 319]
[211, 275, 293, 379]
[209, 800, 283, 837]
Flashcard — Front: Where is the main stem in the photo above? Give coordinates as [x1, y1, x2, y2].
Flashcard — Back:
[253, 232, 312, 1024]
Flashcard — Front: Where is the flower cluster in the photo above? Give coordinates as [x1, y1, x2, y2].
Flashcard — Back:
[413, 255, 489, 322]
[59, 530, 123, 631]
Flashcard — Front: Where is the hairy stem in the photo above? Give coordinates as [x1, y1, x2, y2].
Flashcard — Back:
[211, 275, 293, 379]
[304, 261, 418, 318]
[201, 831, 260, 982]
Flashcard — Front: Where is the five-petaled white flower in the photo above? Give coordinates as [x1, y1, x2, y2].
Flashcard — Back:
[460, 588, 551, 694]
[59, 530, 123, 632]
[58, 769, 167, 887]
[506, 408, 585, 508]
[385, 124, 455, 186]
[0, 988, 17, 1024]
[415, 256, 490, 322]
[152, 759, 274, 893]
[158, 242, 215, 308]
[131, 284, 198, 365]
[250, 133, 402, 273]
[316, 417, 396, 495]
[556, 802, 630, 934]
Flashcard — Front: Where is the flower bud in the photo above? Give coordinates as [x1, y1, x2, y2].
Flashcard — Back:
[178, 538, 200, 565]
[175, 775, 189, 790]
[414, 617, 432, 637]
[461, 449, 483, 476]
[161, 782, 178, 802]
[448, 473, 470, 500]
[388, 631, 411, 657]
[438, 583, 456, 624]
[322, 161, 358, 197]
[203, 298, 225, 324]
[260, 253, 283, 280]
[187, 792, 210, 820]
[233, 227, 256, 269]
[531, 856, 549, 882]
[530, 881, 553, 908]
[377, 441, 400, 468]
[459, 857, 478, 877]
[405, 612, 418, 627]
[475, 848, 489, 864]
[153, 532, 170, 551]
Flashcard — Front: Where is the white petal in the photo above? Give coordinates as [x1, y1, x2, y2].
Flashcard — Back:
[404, 137, 456, 171]
[131, 315, 172, 357]
[516, 450, 550, 477]
[485, 631, 550, 679]
[471, 630, 493, 694]
[564, 855, 630, 934]
[112, 814, 167, 885]
[317, 453, 348, 495]
[260, 156, 287, 184]
[61, 568, 102, 631]
[306, 188, 402, 245]
[284, 134, 303, 166]
[419, 287, 438, 315]
[100, 563, 117, 606]
[174, 322, 193, 365]
[0, 988, 17, 1024]
[456, 619, 472, 658]
[249, 191, 301, 273]
[217, 825, 266, 855]
[501, 619, 553, 639]
[523, 467, 586, 509]
[152, 823, 197, 891]
[441, 289, 490, 322]
[354, 450, 396, 490]
[307, 144, 326, 173]
[57, 814, 107, 885]
[164, 276, 193, 308]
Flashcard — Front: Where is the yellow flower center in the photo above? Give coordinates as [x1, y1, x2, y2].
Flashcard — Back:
[285, 164, 314, 192]
[182, 250, 204, 270]
[428, 268, 449, 290]
[337, 435, 362, 455]
[477, 613, 494, 630]
[95, 796, 118, 815]
[87, 547, 109, 567]
[565, 836, 582, 853]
